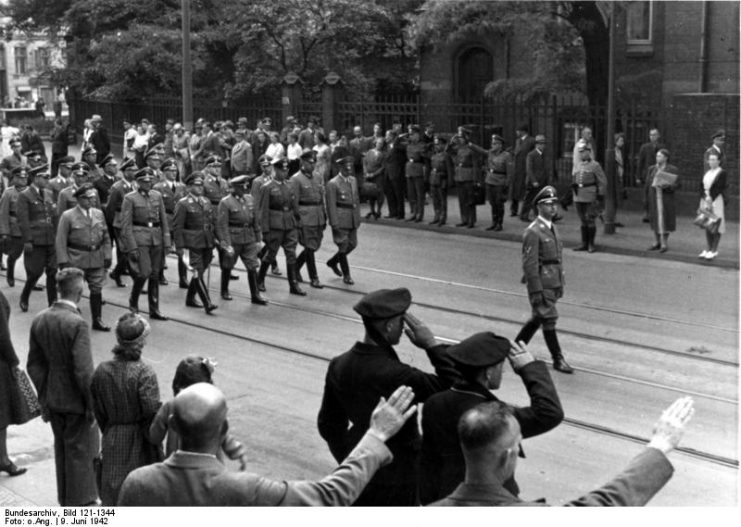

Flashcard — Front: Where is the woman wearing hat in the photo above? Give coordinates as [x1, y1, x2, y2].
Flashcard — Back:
[91, 312, 163, 505]
[645, 149, 680, 253]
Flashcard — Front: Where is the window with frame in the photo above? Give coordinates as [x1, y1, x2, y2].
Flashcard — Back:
[626, 1, 652, 44]
[35, 47, 50, 70]
[14, 46, 27, 75]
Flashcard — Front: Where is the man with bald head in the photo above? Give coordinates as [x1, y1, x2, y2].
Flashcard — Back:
[431, 397, 694, 506]
[118, 383, 417, 506]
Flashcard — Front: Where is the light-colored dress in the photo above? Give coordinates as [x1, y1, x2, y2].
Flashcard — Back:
[313, 143, 331, 182]
[702, 167, 725, 234]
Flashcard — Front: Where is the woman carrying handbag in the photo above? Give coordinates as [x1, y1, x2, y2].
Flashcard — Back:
[699, 152, 728, 260]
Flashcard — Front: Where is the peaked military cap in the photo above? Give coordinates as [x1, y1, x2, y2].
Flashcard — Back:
[73, 183, 95, 199]
[535, 134, 547, 144]
[258, 155, 272, 167]
[82, 146, 97, 157]
[534, 185, 559, 204]
[119, 157, 137, 171]
[271, 156, 289, 167]
[491, 134, 504, 144]
[229, 175, 249, 186]
[204, 155, 222, 166]
[100, 153, 117, 167]
[28, 164, 50, 178]
[161, 158, 178, 171]
[59, 155, 76, 167]
[71, 162, 89, 175]
[447, 332, 510, 368]
[335, 155, 354, 165]
[10, 166, 28, 178]
[353, 288, 412, 320]
[711, 129, 725, 139]
[134, 167, 156, 181]
[299, 148, 316, 160]
[185, 172, 204, 186]
[144, 148, 161, 161]
[23, 150, 41, 158]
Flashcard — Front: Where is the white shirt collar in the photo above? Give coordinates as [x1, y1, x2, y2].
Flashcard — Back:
[57, 299, 78, 310]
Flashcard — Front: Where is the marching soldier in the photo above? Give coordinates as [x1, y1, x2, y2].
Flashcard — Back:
[57, 162, 101, 212]
[0, 166, 29, 286]
[202, 154, 235, 280]
[16, 165, 58, 312]
[106, 158, 137, 287]
[172, 172, 218, 314]
[94, 153, 118, 208]
[119, 167, 170, 320]
[290, 148, 326, 288]
[216, 175, 267, 305]
[55, 183, 112, 331]
[514, 186, 573, 374]
[1, 139, 27, 188]
[326, 156, 360, 285]
[48, 156, 75, 202]
[154, 158, 188, 287]
[571, 141, 606, 253]
[251, 155, 281, 277]
[257, 157, 304, 295]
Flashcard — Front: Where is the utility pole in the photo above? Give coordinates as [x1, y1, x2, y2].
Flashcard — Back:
[182, 0, 193, 131]
[603, 1, 618, 235]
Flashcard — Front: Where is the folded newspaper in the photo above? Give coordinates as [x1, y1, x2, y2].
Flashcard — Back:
[652, 169, 679, 188]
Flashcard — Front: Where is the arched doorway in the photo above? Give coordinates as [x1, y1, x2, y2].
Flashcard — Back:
[456, 47, 494, 101]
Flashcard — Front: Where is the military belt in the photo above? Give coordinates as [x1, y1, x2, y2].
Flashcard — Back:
[336, 203, 354, 209]
[133, 221, 161, 227]
[407, 159, 423, 164]
[270, 206, 291, 211]
[299, 200, 321, 206]
[68, 241, 102, 252]
[541, 259, 560, 265]
[229, 222, 250, 227]
[576, 182, 596, 188]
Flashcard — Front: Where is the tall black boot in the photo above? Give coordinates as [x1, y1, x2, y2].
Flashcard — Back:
[186, 278, 202, 308]
[295, 250, 306, 283]
[90, 293, 110, 331]
[544, 329, 573, 374]
[196, 278, 218, 314]
[288, 263, 307, 296]
[515, 318, 540, 345]
[221, 271, 233, 300]
[129, 278, 145, 313]
[339, 254, 354, 285]
[326, 252, 342, 277]
[20, 276, 37, 312]
[587, 226, 597, 253]
[573, 226, 588, 251]
[257, 260, 270, 292]
[178, 257, 188, 288]
[148, 281, 168, 320]
[6, 255, 17, 287]
[306, 250, 323, 289]
[248, 270, 267, 305]
[45, 271, 57, 306]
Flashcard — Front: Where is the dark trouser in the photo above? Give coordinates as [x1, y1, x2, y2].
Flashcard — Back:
[49, 412, 99, 506]
[510, 198, 520, 216]
[264, 229, 298, 265]
[128, 245, 164, 281]
[430, 184, 448, 222]
[515, 289, 564, 361]
[520, 186, 539, 220]
[22, 245, 57, 306]
[575, 201, 597, 228]
[369, 174, 386, 215]
[406, 176, 425, 219]
[3, 236, 23, 281]
[456, 181, 476, 225]
[111, 228, 128, 278]
[352, 453, 419, 506]
[188, 247, 214, 279]
[51, 152, 67, 178]
[485, 184, 507, 226]
[384, 171, 405, 218]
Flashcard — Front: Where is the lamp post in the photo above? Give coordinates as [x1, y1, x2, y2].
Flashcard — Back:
[603, 1, 618, 234]
[182, 0, 193, 131]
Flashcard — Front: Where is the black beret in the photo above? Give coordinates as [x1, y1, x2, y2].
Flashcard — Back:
[73, 183, 95, 199]
[447, 332, 510, 368]
[353, 288, 411, 319]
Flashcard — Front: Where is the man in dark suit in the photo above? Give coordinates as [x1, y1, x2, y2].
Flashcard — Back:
[89, 114, 110, 165]
[325, 156, 361, 285]
[50, 119, 69, 178]
[420, 332, 563, 504]
[317, 288, 459, 506]
[703, 129, 725, 171]
[430, 396, 694, 506]
[635, 128, 664, 221]
[27, 267, 99, 506]
[509, 124, 535, 218]
[16, 165, 58, 312]
[521, 134, 549, 221]
[120, 382, 416, 506]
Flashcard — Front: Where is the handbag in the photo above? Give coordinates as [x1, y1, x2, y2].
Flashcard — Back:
[9, 368, 42, 425]
[472, 182, 486, 205]
[360, 181, 379, 199]
[694, 206, 720, 235]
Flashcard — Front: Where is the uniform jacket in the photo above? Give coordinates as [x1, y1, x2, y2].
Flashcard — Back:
[119, 189, 170, 252]
[405, 141, 429, 178]
[572, 160, 606, 203]
[483, 150, 512, 187]
[231, 141, 254, 174]
[317, 341, 459, 504]
[106, 179, 137, 228]
[289, 171, 326, 227]
[154, 180, 187, 229]
[0, 186, 24, 237]
[512, 135, 536, 197]
[58, 185, 101, 213]
[203, 173, 229, 205]
[172, 193, 216, 249]
[525, 148, 549, 188]
[56, 206, 112, 269]
[0, 153, 27, 179]
[119, 433, 392, 506]
[523, 216, 563, 294]
[448, 143, 477, 183]
[17, 184, 58, 246]
[430, 447, 674, 507]
[429, 151, 454, 187]
[259, 179, 299, 232]
[27, 302, 94, 414]
[216, 193, 261, 246]
[420, 361, 563, 504]
[48, 176, 69, 203]
[326, 174, 360, 230]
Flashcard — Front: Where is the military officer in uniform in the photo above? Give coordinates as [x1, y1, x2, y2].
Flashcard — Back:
[119, 167, 170, 320]
[251, 155, 281, 277]
[571, 141, 606, 253]
[48, 156, 75, 202]
[428, 136, 454, 226]
[257, 157, 304, 295]
[446, 129, 478, 228]
[172, 172, 218, 313]
[154, 158, 188, 288]
[81, 146, 102, 181]
[55, 183, 112, 331]
[514, 186, 573, 374]
[16, 165, 58, 312]
[326, 156, 360, 285]
[143, 148, 164, 181]
[57, 163, 101, 212]
[105, 158, 137, 287]
[290, 148, 326, 288]
[216, 175, 266, 305]
[94, 153, 118, 208]
[404, 125, 429, 222]
[202, 155, 235, 279]
[0, 167, 29, 286]
[469, 134, 513, 231]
